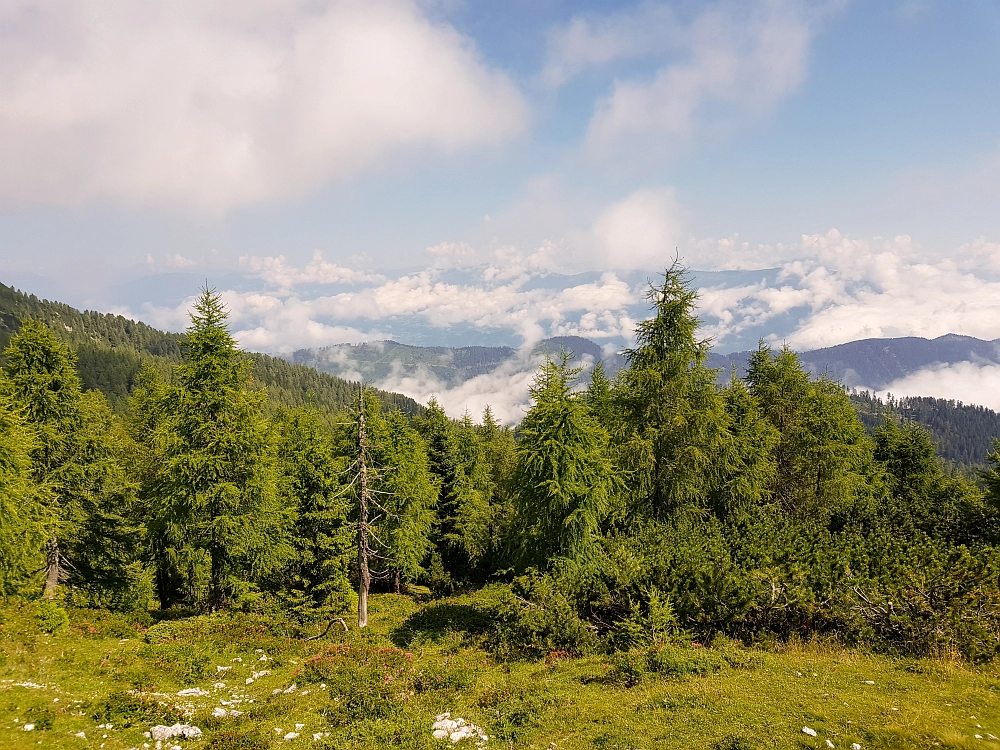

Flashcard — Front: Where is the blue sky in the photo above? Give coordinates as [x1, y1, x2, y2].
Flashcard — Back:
[1, 0, 1000, 377]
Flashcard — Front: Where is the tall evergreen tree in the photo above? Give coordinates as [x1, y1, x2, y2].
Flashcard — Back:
[367, 402, 438, 592]
[616, 264, 728, 515]
[0, 391, 46, 595]
[3, 320, 83, 596]
[271, 407, 355, 620]
[152, 289, 293, 610]
[515, 355, 615, 564]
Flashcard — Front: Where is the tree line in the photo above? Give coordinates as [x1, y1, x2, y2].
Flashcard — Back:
[3, 267, 1000, 662]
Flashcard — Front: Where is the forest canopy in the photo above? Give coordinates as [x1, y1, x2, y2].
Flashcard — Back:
[2, 268, 1000, 664]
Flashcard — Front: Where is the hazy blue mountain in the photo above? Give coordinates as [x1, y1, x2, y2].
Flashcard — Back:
[707, 334, 1000, 389]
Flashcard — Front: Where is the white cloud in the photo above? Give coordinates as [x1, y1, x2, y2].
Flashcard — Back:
[571, 0, 815, 156]
[241, 252, 384, 291]
[588, 187, 686, 269]
[0, 0, 527, 213]
[878, 362, 1000, 412]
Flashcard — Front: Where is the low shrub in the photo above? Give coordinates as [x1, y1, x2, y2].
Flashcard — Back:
[207, 729, 272, 750]
[33, 600, 68, 633]
[90, 691, 184, 727]
[69, 607, 152, 638]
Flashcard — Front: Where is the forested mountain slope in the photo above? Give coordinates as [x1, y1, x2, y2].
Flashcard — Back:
[0, 282, 419, 414]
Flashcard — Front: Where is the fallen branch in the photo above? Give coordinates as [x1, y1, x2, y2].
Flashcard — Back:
[304, 618, 349, 641]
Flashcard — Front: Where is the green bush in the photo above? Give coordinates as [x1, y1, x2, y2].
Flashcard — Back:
[476, 578, 599, 659]
[607, 644, 737, 686]
[33, 600, 68, 633]
[304, 643, 416, 723]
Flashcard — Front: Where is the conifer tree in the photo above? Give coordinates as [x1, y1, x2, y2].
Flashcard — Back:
[515, 355, 614, 564]
[153, 289, 293, 610]
[367, 402, 437, 592]
[0, 392, 46, 595]
[3, 320, 83, 596]
[272, 407, 355, 619]
[617, 263, 728, 514]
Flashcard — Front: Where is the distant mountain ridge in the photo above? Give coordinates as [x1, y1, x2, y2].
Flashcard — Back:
[708, 334, 1000, 390]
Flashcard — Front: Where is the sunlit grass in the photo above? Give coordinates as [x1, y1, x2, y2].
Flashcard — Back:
[0, 595, 998, 749]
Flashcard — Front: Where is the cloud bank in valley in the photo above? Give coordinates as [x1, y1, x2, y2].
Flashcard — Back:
[127, 228, 1000, 419]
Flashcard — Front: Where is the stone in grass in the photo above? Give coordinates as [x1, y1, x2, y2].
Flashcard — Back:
[851, 744, 862, 750]
[284, 732, 300, 740]
[802, 727, 817, 737]
[825, 741, 835, 748]
[150, 723, 203, 741]
[22, 723, 35, 731]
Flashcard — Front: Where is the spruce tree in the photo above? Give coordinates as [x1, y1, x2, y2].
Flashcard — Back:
[3, 320, 83, 596]
[153, 289, 292, 610]
[272, 407, 355, 620]
[0, 391, 46, 595]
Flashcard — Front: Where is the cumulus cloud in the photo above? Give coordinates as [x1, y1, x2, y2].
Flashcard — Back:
[878, 362, 1000, 412]
[550, 0, 816, 157]
[0, 0, 527, 213]
[136, 252, 640, 353]
[241, 252, 385, 291]
[588, 187, 686, 269]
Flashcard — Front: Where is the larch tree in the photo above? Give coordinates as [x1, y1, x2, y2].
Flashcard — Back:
[616, 263, 728, 515]
[514, 355, 615, 565]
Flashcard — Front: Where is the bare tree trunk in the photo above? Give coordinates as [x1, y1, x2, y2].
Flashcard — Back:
[357, 385, 371, 629]
[43, 536, 60, 598]
[394, 569, 401, 595]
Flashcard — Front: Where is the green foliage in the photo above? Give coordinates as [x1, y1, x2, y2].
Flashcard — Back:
[91, 691, 184, 726]
[617, 264, 729, 514]
[33, 599, 68, 632]
[271, 407, 354, 620]
[149, 289, 294, 610]
[0, 391, 46, 595]
[514, 355, 615, 564]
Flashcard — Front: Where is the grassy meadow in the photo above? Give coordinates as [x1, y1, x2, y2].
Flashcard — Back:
[1, 595, 998, 750]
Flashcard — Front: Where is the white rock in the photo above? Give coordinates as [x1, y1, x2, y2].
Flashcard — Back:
[272, 689, 282, 695]
[23, 723, 35, 731]
[149, 723, 203, 741]
[826, 741, 835, 748]
[274, 727, 283, 734]
[851, 744, 861, 750]
[252, 670, 270, 679]
[143, 732, 151, 738]
[213, 707, 227, 718]
[432, 730, 449, 740]
[216, 666, 232, 673]
[312, 733, 323, 741]
[863, 680, 875, 685]
[231, 657, 242, 663]
[284, 732, 300, 740]
[76, 732, 87, 739]
[214, 682, 226, 689]
[802, 727, 817, 737]
[259, 655, 268, 662]
[295, 724, 305, 731]
[283, 683, 298, 694]
[177, 688, 209, 697]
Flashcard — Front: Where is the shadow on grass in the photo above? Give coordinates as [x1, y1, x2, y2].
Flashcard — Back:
[391, 601, 494, 647]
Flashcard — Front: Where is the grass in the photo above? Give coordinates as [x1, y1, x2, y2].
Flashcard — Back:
[1, 594, 999, 749]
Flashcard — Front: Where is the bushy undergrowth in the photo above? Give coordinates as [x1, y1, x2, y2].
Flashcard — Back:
[90, 691, 185, 727]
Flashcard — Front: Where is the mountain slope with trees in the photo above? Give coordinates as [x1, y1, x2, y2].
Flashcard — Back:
[0, 282, 419, 414]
